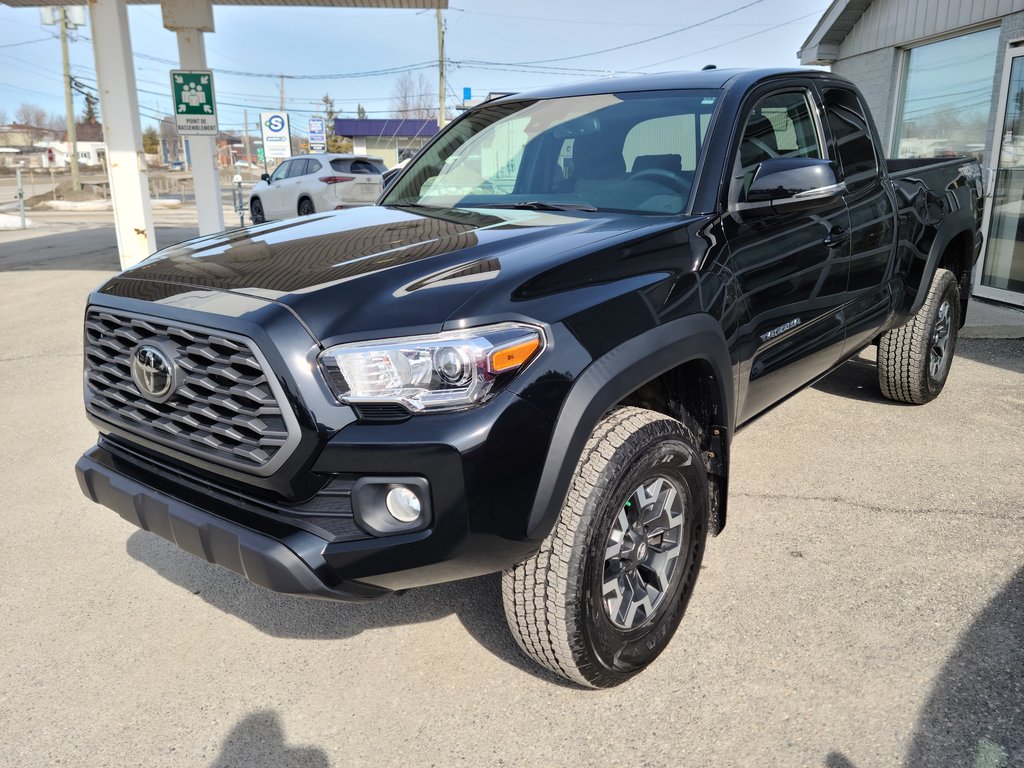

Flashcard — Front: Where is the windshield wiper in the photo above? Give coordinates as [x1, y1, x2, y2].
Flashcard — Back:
[470, 201, 598, 212]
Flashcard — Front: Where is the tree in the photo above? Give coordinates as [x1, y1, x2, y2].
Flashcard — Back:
[46, 113, 65, 134]
[320, 93, 350, 153]
[0, 108, 7, 126]
[390, 71, 436, 120]
[82, 93, 98, 124]
[357, 103, 367, 120]
[15, 103, 48, 143]
[142, 126, 160, 154]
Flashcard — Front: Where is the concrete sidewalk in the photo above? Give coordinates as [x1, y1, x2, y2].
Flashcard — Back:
[1, 223, 1022, 338]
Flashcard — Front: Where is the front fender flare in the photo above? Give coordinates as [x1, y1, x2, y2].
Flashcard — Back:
[525, 313, 734, 540]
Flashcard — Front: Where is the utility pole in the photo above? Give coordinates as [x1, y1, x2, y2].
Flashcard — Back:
[279, 75, 285, 111]
[436, 9, 446, 129]
[243, 108, 251, 164]
[58, 8, 81, 191]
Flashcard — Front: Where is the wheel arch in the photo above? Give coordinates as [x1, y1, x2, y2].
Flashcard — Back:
[525, 314, 734, 542]
[908, 209, 976, 319]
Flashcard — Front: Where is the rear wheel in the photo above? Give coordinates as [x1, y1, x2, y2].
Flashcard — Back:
[878, 268, 961, 404]
[298, 197, 315, 216]
[502, 406, 707, 688]
[250, 198, 265, 224]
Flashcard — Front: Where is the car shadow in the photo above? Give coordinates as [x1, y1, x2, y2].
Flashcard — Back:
[209, 711, 331, 768]
[809, 352, 910, 406]
[822, 565, 1024, 767]
[125, 530, 574, 687]
[904, 564, 1024, 767]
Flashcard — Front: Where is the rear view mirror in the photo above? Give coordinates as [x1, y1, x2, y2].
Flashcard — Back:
[552, 116, 601, 139]
[737, 158, 845, 215]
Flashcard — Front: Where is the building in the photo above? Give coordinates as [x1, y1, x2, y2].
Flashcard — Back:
[333, 118, 438, 169]
[800, 0, 1024, 306]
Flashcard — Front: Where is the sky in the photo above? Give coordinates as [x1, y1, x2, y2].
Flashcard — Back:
[0, 0, 832, 140]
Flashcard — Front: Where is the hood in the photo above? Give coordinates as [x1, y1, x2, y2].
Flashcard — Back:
[101, 205, 684, 345]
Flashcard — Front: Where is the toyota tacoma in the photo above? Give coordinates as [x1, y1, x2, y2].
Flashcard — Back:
[76, 69, 983, 687]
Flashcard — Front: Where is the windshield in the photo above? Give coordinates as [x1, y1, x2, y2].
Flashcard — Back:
[382, 89, 720, 215]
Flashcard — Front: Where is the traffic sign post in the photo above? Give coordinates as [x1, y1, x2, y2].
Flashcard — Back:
[170, 70, 218, 136]
[260, 111, 291, 163]
[308, 117, 326, 153]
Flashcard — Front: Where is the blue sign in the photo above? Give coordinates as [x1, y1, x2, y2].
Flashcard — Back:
[463, 87, 472, 101]
[264, 114, 286, 133]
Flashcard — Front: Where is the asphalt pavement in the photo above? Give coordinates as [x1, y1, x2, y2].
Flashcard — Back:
[0, 225, 1022, 767]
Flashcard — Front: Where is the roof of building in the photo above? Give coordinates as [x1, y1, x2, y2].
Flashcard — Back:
[333, 118, 439, 138]
[798, 0, 873, 65]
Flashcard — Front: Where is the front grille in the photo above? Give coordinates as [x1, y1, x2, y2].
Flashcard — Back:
[84, 309, 294, 473]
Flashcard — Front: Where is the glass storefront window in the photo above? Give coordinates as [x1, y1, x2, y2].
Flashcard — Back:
[893, 27, 1000, 163]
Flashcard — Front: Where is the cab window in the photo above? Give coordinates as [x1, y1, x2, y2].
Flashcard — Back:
[734, 91, 822, 195]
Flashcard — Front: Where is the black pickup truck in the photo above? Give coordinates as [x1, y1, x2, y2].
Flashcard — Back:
[76, 69, 983, 688]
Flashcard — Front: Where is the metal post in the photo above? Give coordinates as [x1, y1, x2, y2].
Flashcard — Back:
[436, 9, 446, 129]
[15, 167, 26, 229]
[243, 108, 252, 165]
[59, 9, 82, 192]
[88, 0, 156, 268]
[173, 26, 224, 235]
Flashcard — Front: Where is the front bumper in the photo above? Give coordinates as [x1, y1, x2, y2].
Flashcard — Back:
[76, 387, 554, 599]
[76, 447, 386, 601]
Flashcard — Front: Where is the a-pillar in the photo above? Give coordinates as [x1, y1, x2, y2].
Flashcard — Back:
[88, 0, 156, 269]
[162, 0, 224, 236]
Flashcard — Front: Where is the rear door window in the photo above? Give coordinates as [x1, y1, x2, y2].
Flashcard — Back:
[351, 160, 383, 174]
[821, 87, 880, 194]
[306, 158, 323, 175]
[330, 159, 352, 173]
[288, 159, 311, 178]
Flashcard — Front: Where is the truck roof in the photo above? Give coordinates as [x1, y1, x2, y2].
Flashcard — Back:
[491, 68, 836, 103]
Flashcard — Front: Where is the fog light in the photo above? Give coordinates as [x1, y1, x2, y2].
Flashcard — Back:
[385, 486, 422, 523]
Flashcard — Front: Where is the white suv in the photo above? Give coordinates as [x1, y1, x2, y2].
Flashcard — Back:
[249, 154, 386, 223]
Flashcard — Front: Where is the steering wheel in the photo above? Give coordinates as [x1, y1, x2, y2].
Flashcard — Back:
[630, 168, 691, 195]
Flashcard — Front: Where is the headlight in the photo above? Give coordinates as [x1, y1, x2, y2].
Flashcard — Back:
[318, 322, 544, 412]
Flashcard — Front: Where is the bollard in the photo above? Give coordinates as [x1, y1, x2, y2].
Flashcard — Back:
[233, 174, 245, 227]
[16, 167, 26, 229]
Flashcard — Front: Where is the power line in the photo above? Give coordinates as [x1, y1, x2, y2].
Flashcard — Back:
[458, 0, 765, 67]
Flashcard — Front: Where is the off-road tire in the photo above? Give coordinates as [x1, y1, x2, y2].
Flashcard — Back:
[298, 197, 315, 216]
[502, 406, 707, 688]
[878, 268, 961, 404]
[250, 198, 265, 225]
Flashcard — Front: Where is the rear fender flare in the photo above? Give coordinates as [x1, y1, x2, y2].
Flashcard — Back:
[525, 314, 734, 540]
[908, 207, 975, 317]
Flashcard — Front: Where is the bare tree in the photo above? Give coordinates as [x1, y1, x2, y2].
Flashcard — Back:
[390, 71, 436, 120]
[0, 108, 7, 126]
[46, 113, 65, 134]
[14, 103, 49, 144]
[357, 103, 367, 120]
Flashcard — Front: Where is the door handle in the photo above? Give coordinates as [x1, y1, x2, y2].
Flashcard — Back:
[823, 227, 849, 248]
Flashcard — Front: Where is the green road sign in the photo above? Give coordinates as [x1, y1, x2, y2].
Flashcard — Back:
[170, 70, 218, 136]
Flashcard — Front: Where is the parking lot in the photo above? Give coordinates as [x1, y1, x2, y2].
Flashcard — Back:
[1, 226, 1022, 767]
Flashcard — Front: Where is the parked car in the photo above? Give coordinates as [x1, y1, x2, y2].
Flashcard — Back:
[249, 154, 386, 223]
[77, 69, 982, 687]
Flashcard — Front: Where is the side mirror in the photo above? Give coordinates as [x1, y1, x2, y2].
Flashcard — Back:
[736, 158, 846, 215]
[260, 172, 271, 182]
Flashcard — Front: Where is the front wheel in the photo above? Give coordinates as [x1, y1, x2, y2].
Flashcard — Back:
[878, 268, 961, 404]
[502, 407, 708, 688]
[250, 198, 265, 224]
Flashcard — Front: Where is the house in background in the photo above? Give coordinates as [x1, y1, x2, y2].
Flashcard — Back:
[333, 118, 438, 168]
[800, 0, 1024, 307]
